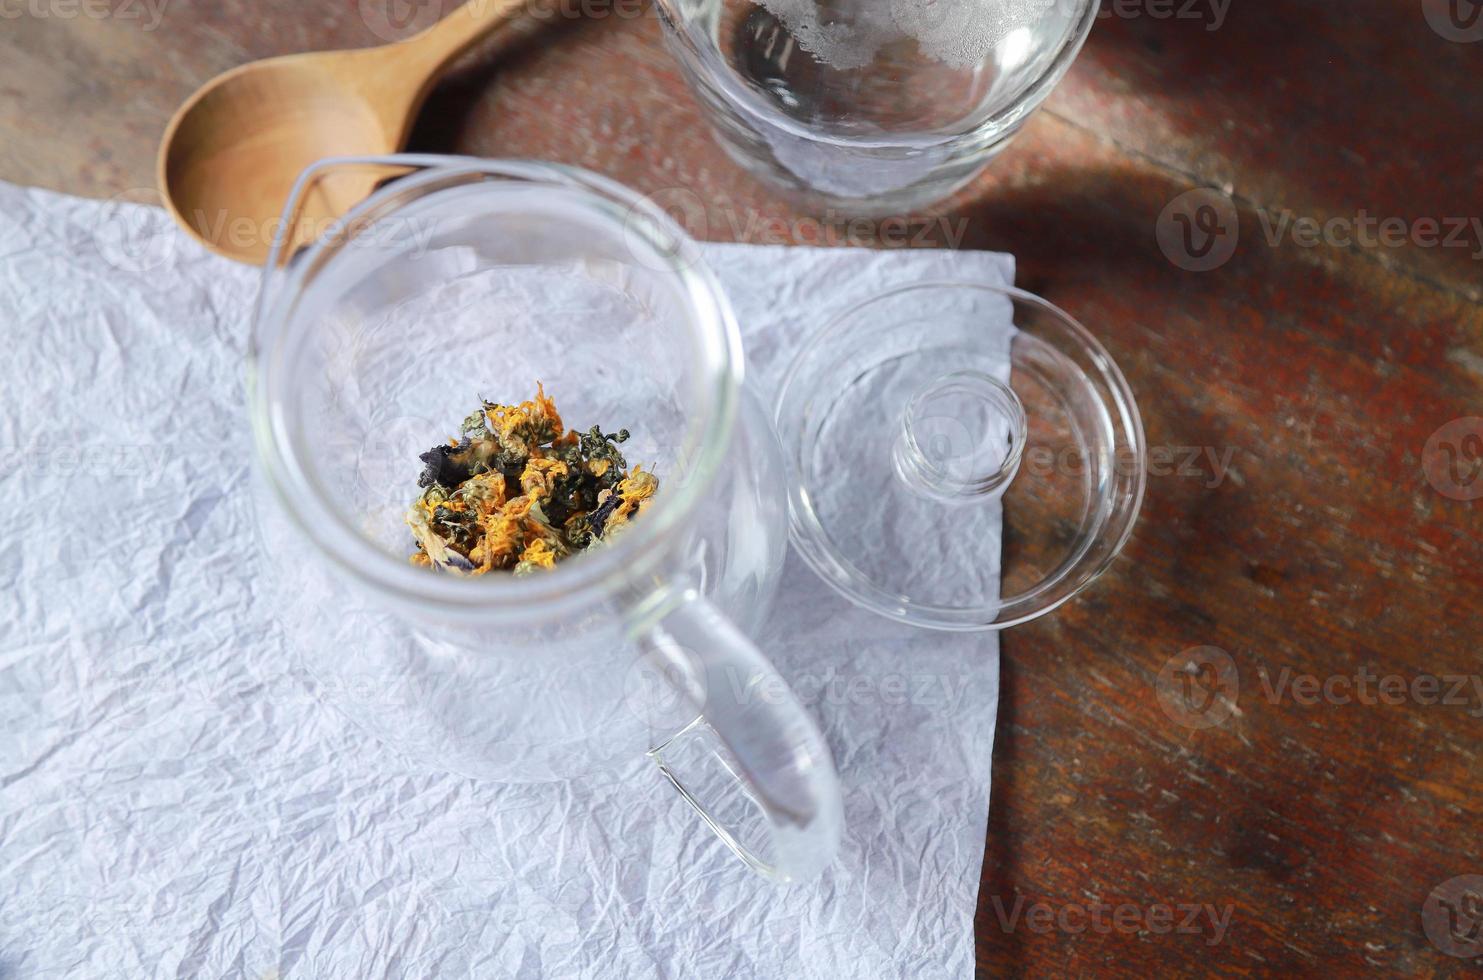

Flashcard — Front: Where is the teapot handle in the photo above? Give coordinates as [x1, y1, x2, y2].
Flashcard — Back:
[634, 588, 843, 882]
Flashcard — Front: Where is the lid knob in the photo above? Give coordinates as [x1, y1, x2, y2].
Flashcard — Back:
[891, 370, 1027, 503]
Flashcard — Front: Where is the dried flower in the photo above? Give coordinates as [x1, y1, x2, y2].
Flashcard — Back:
[405, 386, 657, 575]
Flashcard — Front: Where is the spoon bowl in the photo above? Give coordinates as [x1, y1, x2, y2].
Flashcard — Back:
[159, 1, 523, 264]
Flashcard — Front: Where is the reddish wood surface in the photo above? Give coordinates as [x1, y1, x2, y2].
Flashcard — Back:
[3, 0, 1481, 975]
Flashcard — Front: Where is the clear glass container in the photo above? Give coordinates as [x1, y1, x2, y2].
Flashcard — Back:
[248, 155, 842, 881]
[655, 0, 1100, 212]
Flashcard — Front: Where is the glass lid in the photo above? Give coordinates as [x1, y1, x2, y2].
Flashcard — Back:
[774, 281, 1145, 631]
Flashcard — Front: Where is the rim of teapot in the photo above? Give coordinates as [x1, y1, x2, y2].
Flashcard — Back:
[248, 155, 744, 621]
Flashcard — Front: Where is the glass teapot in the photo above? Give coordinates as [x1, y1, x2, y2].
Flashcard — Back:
[248, 155, 843, 881]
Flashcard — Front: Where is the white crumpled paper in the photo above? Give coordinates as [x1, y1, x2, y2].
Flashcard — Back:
[0, 181, 1010, 979]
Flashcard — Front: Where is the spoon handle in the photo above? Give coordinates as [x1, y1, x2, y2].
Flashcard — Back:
[398, 0, 530, 76]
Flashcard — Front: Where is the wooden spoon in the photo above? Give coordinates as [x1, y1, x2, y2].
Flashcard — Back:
[158, 0, 525, 265]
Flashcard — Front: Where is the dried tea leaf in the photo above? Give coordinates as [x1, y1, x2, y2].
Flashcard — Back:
[404, 386, 658, 575]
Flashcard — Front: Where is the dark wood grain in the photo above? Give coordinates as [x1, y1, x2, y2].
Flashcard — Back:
[2, 0, 1480, 975]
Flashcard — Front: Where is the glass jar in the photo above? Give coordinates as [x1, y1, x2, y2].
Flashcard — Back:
[248, 155, 842, 881]
[655, 0, 1100, 213]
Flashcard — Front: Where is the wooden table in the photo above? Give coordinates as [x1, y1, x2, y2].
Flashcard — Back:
[5, 0, 1481, 974]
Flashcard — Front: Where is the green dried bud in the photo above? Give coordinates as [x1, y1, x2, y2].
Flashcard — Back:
[462, 409, 490, 437]
[406, 391, 657, 575]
